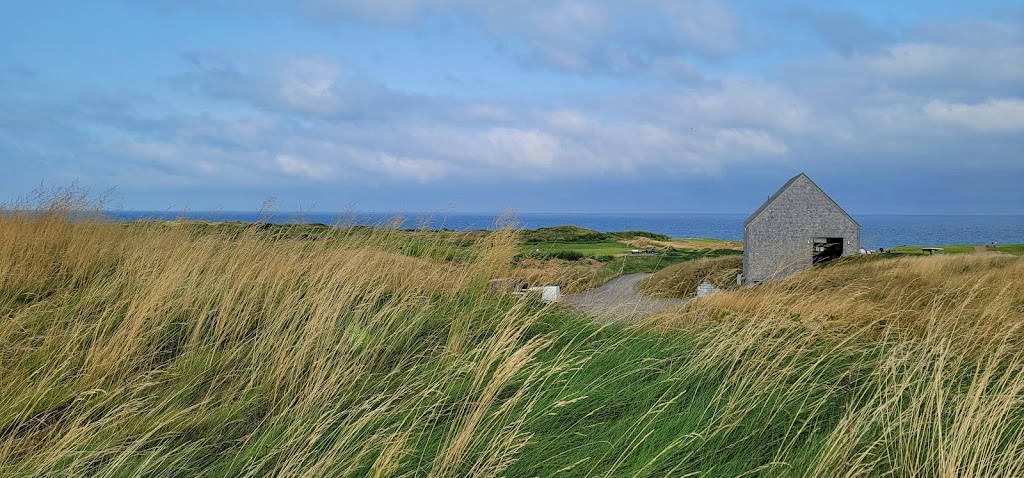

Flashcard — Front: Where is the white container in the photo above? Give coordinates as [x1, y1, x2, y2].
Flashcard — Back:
[526, 285, 562, 302]
[696, 282, 720, 298]
[540, 285, 561, 302]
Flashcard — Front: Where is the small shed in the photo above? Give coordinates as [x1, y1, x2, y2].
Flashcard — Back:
[742, 173, 860, 284]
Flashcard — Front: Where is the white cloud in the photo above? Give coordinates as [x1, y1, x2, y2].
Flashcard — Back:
[712, 129, 789, 157]
[840, 42, 1024, 90]
[856, 43, 970, 79]
[666, 79, 812, 134]
[495, 0, 738, 72]
[542, 109, 590, 135]
[290, 0, 739, 72]
[276, 154, 333, 179]
[116, 140, 181, 165]
[175, 54, 403, 119]
[373, 154, 449, 182]
[924, 98, 1024, 133]
[480, 128, 560, 168]
[80, 8, 1024, 190]
[154, 56, 816, 185]
[462, 104, 512, 123]
[277, 58, 345, 115]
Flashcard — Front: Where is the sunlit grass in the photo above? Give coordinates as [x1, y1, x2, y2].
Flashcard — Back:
[2, 188, 1023, 476]
[638, 255, 743, 298]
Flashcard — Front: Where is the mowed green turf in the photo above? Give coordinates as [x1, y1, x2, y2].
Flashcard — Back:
[994, 244, 1024, 255]
[889, 243, 1024, 255]
[521, 239, 634, 257]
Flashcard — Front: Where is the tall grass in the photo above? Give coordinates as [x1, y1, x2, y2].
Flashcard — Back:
[643, 253, 1024, 476]
[2, 191, 1023, 476]
[638, 255, 743, 298]
[0, 194, 552, 476]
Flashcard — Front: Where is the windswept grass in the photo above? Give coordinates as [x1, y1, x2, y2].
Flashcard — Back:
[624, 237, 743, 251]
[515, 248, 741, 294]
[3, 190, 1024, 476]
[642, 252, 1024, 476]
[0, 194, 548, 476]
[675, 253, 1024, 338]
[638, 255, 743, 298]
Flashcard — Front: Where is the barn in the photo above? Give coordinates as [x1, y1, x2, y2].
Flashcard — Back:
[742, 173, 860, 284]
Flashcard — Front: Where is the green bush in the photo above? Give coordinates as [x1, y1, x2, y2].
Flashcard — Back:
[521, 226, 608, 243]
[607, 230, 671, 241]
[551, 250, 585, 261]
[528, 250, 587, 261]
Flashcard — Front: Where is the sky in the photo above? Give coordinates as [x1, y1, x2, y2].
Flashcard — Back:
[1, 1, 1022, 215]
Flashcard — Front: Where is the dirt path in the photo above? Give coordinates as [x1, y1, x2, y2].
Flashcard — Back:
[562, 273, 686, 321]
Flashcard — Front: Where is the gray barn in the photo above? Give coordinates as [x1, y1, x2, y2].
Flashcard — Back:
[743, 173, 860, 284]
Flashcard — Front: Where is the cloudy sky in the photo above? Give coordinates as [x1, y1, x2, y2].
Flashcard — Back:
[2, 1, 1022, 214]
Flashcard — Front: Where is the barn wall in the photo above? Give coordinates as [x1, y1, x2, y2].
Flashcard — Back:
[743, 175, 860, 284]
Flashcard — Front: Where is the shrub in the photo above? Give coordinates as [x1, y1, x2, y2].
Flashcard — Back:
[551, 250, 585, 261]
[607, 230, 671, 241]
[521, 226, 608, 243]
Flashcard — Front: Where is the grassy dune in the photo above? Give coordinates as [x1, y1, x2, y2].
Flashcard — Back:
[3, 196, 1024, 476]
[638, 255, 744, 298]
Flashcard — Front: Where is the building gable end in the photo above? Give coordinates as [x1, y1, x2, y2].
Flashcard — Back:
[743, 173, 858, 229]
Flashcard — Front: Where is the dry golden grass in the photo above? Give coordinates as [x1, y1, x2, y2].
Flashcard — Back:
[512, 257, 603, 294]
[0, 194, 557, 476]
[622, 237, 743, 251]
[3, 189, 1024, 476]
[637, 253, 1024, 476]
[638, 255, 743, 298]
[665, 254, 1024, 340]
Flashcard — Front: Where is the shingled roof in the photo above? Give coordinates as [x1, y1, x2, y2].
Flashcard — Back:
[743, 173, 859, 228]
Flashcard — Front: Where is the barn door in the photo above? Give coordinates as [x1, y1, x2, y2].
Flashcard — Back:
[812, 237, 843, 264]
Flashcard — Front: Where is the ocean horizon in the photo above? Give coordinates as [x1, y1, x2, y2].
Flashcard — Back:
[103, 210, 1024, 250]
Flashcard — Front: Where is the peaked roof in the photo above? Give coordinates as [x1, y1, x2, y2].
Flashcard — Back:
[743, 172, 859, 227]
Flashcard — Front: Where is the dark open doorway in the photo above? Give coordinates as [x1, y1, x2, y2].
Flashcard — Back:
[813, 237, 843, 265]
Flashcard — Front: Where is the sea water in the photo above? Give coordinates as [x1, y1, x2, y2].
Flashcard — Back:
[105, 211, 1024, 250]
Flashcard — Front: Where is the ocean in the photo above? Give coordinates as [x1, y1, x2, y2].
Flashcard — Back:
[104, 211, 1024, 250]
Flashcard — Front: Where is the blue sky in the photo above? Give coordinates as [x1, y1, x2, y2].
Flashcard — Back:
[2, 1, 1022, 214]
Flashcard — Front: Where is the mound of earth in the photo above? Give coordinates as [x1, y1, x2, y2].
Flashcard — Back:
[638, 255, 743, 298]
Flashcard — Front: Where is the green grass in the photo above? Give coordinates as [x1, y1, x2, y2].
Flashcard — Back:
[993, 244, 1024, 255]
[639, 255, 744, 298]
[889, 243, 1024, 255]
[504, 313, 879, 476]
[521, 226, 673, 244]
[673, 237, 739, 247]
[521, 239, 634, 257]
[520, 225, 609, 243]
[4, 194, 1024, 476]
[889, 244, 978, 255]
[606, 230, 672, 241]
[583, 248, 742, 288]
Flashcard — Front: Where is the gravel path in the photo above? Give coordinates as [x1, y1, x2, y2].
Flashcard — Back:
[562, 273, 686, 321]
